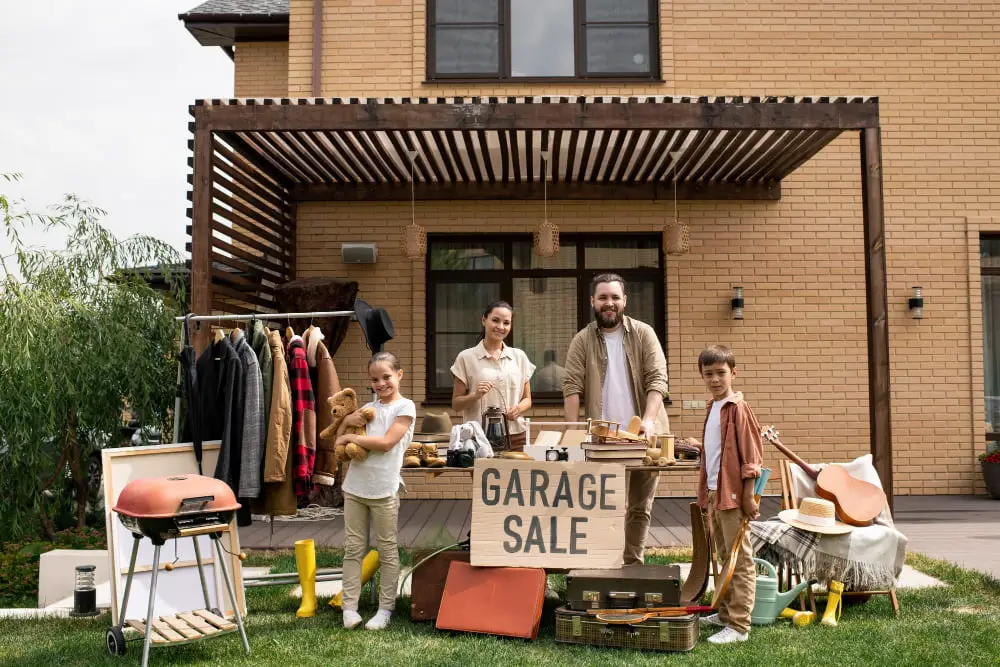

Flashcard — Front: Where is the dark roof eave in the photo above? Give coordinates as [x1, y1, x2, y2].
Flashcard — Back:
[178, 12, 289, 22]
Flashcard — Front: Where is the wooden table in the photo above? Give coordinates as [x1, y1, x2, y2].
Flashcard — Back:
[400, 460, 700, 479]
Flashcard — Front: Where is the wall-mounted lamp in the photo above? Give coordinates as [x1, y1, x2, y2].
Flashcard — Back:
[908, 286, 924, 320]
[731, 286, 745, 320]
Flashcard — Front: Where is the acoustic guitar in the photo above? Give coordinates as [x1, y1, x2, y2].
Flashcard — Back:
[760, 425, 887, 527]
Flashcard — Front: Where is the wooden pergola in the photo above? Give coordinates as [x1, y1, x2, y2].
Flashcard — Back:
[186, 95, 892, 504]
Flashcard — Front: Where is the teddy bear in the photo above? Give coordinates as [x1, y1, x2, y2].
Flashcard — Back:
[317, 388, 376, 463]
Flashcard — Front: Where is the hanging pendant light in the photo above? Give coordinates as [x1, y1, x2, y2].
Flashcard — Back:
[534, 150, 559, 257]
[403, 149, 426, 260]
[663, 151, 690, 256]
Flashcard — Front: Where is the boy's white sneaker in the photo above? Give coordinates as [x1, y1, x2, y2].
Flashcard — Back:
[343, 610, 363, 629]
[708, 626, 749, 644]
[364, 609, 393, 630]
[699, 613, 725, 627]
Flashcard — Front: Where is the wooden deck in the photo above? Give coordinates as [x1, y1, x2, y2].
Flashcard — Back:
[239, 495, 1000, 577]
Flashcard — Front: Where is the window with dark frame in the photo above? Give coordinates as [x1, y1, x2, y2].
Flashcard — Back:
[427, 0, 660, 81]
[981, 234, 1000, 441]
[425, 233, 665, 404]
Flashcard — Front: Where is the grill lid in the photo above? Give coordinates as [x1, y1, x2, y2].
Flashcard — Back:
[113, 474, 240, 519]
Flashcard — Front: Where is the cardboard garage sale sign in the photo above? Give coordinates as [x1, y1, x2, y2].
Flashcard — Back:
[470, 459, 626, 569]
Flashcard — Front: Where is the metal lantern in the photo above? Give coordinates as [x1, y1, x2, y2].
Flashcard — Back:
[482, 406, 510, 452]
[663, 220, 690, 255]
[403, 222, 426, 259]
[533, 220, 560, 258]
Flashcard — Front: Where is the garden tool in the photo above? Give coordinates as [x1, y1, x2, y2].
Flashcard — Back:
[329, 549, 380, 608]
[821, 580, 844, 627]
[750, 558, 813, 625]
[295, 539, 317, 618]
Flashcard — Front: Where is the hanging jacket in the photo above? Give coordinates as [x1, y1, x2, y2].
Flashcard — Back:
[178, 316, 206, 474]
[287, 336, 316, 497]
[232, 329, 264, 499]
[251, 327, 297, 517]
[193, 336, 244, 492]
[305, 327, 343, 486]
[251, 319, 273, 431]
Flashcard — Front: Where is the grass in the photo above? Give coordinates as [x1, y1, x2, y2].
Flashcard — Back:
[2, 549, 999, 667]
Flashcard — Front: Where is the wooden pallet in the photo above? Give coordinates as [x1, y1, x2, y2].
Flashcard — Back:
[124, 609, 237, 646]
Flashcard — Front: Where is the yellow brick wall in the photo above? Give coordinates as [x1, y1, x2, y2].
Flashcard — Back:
[234, 42, 289, 97]
[228, 1, 1000, 497]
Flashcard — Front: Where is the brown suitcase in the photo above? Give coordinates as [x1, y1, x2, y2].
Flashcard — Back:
[566, 564, 682, 611]
[409, 549, 470, 621]
[554, 606, 698, 652]
[435, 561, 546, 640]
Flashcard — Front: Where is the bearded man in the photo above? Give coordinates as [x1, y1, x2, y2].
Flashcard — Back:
[563, 273, 670, 565]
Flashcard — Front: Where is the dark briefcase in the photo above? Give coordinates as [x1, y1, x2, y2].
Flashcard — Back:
[409, 549, 471, 621]
[566, 564, 682, 611]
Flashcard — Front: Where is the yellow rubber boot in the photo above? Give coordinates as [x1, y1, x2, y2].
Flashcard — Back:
[793, 611, 816, 627]
[779, 607, 798, 620]
[295, 539, 317, 618]
[821, 580, 844, 627]
[330, 549, 380, 608]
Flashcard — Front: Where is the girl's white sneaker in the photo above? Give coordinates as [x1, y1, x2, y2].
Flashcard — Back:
[343, 610, 363, 629]
[365, 609, 392, 630]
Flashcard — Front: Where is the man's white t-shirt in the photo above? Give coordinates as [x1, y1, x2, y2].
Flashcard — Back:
[601, 328, 636, 428]
[703, 395, 735, 491]
[341, 397, 416, 500]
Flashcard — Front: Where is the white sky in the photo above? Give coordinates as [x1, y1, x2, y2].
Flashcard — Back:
[0, 0, 233, 257]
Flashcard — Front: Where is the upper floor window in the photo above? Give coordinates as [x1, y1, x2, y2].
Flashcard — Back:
[427, 0, 660, 81]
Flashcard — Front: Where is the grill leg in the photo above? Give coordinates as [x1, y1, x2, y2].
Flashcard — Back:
[141, 544, 161, 667]
[213, 535, 250, 655]
[118, 534, 141, 630]
[192, 537, 213, 610]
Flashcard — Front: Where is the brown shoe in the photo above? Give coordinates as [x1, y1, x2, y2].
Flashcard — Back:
[403, 446, 421, 468]
[419, 443, 446, 468]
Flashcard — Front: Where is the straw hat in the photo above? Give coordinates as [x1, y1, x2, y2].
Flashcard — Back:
[778, 497, 854, 535]
[413, 412, 453, 443]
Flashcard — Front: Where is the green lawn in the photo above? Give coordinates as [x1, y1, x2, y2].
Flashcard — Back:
[2, 551, 998, 667]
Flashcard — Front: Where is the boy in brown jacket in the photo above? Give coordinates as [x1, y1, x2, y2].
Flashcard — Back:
[693, 345, 763, 644]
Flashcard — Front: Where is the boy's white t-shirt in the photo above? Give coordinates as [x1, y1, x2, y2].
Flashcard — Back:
[341, 397, 416, 500]
[601, 328, 636, 428]
[703, 394, 735, 491]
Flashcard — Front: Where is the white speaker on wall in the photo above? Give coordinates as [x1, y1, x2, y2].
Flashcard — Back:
[342, 242, 378, 264]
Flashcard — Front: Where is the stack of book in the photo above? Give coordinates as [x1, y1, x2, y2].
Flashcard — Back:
[581, 439, 649, 465]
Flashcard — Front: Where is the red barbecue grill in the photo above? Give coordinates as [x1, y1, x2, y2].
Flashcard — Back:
[107, 474, 250, 666]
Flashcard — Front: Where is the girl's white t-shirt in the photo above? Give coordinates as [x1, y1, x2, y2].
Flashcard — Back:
[341, 397, 416, 500]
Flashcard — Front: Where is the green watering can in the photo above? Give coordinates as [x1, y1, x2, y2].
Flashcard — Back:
[750, 558, 814, 625]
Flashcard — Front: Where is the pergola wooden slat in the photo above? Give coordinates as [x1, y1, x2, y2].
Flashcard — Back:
[186, 95, 892, 506]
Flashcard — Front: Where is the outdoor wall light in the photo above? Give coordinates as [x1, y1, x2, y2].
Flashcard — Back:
[731, 286, 745, 320]
[70, 564, 99, 617]
[909, 286, 924, 320]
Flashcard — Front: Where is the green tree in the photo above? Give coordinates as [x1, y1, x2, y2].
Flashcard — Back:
[0, 175, 184, 540]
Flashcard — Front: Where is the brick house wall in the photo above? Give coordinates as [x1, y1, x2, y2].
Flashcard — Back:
[226, 0, 1000, 497]
[234, 41, 289, 97]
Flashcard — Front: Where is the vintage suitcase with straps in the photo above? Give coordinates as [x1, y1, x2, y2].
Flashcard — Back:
[565, 564, 682, 611]
[554, 606, 698, 652]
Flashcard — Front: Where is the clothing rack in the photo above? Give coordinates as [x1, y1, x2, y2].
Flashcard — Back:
[173, 310, 358, 444]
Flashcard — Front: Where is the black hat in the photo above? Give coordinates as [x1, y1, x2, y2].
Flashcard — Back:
[354, 298, 395, 354]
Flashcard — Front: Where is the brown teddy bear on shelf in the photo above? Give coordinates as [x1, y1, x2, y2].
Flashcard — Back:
[318, 388, 376, 462]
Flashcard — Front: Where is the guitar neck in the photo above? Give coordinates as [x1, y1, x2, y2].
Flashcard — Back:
[768, 438, 819, 480]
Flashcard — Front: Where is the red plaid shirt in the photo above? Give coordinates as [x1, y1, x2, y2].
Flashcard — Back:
[287, 337, 317, 497]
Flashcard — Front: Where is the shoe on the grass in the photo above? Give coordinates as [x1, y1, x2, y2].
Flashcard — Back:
[699, 613, 725, 627]
[708, 626, 749, 644]
[343, 609, 363, 629]
[365, 609, 392, 630]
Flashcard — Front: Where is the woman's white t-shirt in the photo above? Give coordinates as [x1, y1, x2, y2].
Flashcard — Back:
[341, 397, 416, 499]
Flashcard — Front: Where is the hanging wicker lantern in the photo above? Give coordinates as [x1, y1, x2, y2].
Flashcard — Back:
[534, 220, 560, 258]
[403, 221, 427, 259]
[663, 220, 690, 256]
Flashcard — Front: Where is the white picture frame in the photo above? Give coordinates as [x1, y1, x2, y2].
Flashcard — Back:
[103, 441, 247, 625]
